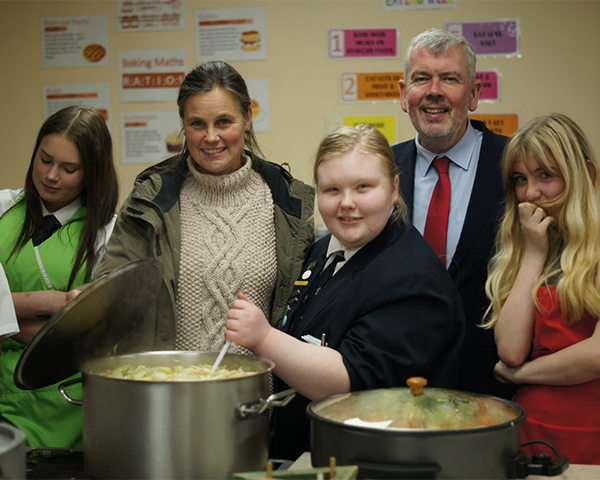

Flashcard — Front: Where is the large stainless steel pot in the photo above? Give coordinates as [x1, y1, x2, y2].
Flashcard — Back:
[0, 424, 26, 480]
[307, 380, 568, 479]
[59, 351, 294, 480]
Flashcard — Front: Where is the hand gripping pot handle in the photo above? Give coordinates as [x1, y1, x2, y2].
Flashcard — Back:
[237, 388, 296, 419]
[59, 378, 83, 406]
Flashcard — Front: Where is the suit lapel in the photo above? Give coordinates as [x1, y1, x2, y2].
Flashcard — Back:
[449, 121, 506, 276]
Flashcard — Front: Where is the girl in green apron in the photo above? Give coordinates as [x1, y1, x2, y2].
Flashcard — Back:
[0, 106, 119, 448]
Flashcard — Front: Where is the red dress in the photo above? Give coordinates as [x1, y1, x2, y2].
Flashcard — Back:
[513, 286, 600, 465]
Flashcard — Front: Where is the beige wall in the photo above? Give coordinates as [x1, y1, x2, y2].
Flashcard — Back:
[1, 0, 599, 218]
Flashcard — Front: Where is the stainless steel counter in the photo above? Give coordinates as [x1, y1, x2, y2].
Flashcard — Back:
[290, 452, 600, 479]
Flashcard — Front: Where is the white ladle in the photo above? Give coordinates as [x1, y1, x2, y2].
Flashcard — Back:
[210, 339, 231, 374]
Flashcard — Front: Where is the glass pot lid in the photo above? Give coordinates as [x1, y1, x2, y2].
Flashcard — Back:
[310, 377, 523, 431]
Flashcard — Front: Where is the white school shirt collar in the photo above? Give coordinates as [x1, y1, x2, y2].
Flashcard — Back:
[41, 197, 82, 226]
[325, 236, 366, 275]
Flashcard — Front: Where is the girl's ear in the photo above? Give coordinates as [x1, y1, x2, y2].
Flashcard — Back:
[586, 159, 596, 181]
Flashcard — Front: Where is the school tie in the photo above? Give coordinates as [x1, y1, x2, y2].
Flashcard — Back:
[289, 251, 345, 332]
[423, 156, 451, 262]
[33, 214, 61, 247]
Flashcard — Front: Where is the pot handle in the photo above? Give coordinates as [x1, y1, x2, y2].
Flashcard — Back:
[236, 388, 296, 419]
[353, 459, 441, 479]
[58, 378, 83, 406]
[508, 451, 570, 478]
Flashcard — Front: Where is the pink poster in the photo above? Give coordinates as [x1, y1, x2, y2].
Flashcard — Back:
[476, 70, 500, 102]
[328, 28, 398, 59]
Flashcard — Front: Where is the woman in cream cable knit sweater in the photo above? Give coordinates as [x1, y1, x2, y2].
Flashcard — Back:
[92, 61, 315, 353]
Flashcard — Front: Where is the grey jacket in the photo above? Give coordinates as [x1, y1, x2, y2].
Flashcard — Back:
[95, 153, 315, 351]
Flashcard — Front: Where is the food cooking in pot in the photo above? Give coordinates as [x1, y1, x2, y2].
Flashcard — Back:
[314, 385, 520, 430]
[95, 364, 256, 381]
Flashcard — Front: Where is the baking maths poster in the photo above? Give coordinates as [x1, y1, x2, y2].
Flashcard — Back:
[246, 79, 269, 133]
[116, 0, 185, 32]
[121, 111, 183, 164]
[195, 7, 266, 62]
[119, 49, 187, 103]
[340, 72, 403, 103]
[42, 15, 109, 68]
[447, 20, 520, 57]
[327, 115, 399, 144]
[43, 83, 111, 129]
[469, 113, 520, 137]
[328, 28, 398, 59]
[383, 0, 456, 11]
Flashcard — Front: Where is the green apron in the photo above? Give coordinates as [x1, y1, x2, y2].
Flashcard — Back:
[0, 199, 86, 448]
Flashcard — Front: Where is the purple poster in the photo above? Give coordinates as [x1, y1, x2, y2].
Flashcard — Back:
[446, 20, 519, 56]
[328, 28, 399, 59]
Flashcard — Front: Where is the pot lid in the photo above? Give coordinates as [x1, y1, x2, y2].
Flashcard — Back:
[14, 259, 164, 390]
[309, 377, 524, 431]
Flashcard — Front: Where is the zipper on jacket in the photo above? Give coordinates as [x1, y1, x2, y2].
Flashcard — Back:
[126, 207, 144, 215]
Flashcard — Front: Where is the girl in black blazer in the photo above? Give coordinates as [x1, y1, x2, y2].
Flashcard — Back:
[227, 125, 465, 460]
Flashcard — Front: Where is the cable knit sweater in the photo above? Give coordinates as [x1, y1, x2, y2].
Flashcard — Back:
[175, 156, 277, 354]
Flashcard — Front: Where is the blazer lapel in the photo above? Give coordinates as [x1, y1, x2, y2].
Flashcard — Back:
[394, 141, 417, 223]
[282, 241, 328, 334]
[295, 221, 399, 337]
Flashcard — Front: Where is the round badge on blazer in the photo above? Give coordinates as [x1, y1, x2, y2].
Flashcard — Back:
[302, 270, 312, 280]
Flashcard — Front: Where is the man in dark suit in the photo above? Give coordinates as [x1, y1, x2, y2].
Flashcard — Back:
[393, 28, 516, 399]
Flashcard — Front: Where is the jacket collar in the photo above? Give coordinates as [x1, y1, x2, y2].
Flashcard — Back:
[145, 152, 304, 219]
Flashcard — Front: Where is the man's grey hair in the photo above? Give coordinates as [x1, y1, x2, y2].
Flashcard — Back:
[404, 28, 477, 85]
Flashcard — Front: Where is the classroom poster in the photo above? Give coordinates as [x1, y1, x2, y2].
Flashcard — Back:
[477, 70, 500, 103]
[383, 0, 456, 11]
[340, 72, 404, 103]
[43, 83, 111, 129]
[41, 15, 109, 68]
[326, 115, 399, 144]
[447, 20, 520, 57]
[121, 111, 182, 164]
[328, 28, 399, 59]
[116, 0, 185, 32]
[119, 49, 187, 103]
[195, 8, 267, 62]
[246, 79, 270, 133]
[469, 113, 520, 136]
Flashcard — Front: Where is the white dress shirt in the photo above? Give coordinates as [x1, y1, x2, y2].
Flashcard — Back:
[412, 122, 483, 269]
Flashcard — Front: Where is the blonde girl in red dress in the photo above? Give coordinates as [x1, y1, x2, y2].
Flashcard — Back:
[483, 113, 600, 465]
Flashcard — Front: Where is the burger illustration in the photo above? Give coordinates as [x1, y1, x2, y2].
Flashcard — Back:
[251, 99, 260, 118]
[82, 44, 106, 63]
[241, 31, 261, 51]
[166, 131, 184, 153]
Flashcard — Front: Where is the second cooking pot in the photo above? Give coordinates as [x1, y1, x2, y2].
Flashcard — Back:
[60, 351, 294, 480]
[307, 379, 569, 479]
[0, 423, 26, 480]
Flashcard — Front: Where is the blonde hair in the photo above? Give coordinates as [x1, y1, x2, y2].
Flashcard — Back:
[313, 124, 407, 221]
[483, 113, 600, 328]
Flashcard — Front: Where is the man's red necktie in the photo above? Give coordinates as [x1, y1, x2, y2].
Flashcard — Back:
[423, 156, 451, 262]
